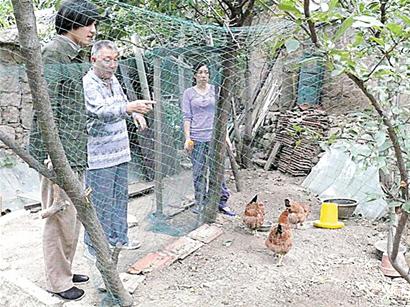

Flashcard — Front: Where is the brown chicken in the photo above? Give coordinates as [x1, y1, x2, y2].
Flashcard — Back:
[265, 208, 293, 266]
[243, 195, 265, 233]
[285, 198, 310, 228]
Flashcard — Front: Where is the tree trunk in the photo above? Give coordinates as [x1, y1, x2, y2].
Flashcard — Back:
[205, 38, 237, 222]
[10, 0, 133, 305]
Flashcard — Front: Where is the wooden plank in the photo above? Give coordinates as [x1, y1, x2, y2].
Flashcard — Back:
[166, 201, 195, 219]
[23, 201, 41, 211]
[128, 184, 154, 198]
[264, 142, 282, 171]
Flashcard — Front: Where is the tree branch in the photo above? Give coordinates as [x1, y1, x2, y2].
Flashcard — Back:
[240, 0, 256, 25]
[375, 0, 388, 38]
[264, 0, 311, 37]
[219, 0, 235, 13]
[347, 72, 410, 279]
[11, 0, 133, 304]
[0, 130, 56, 181]
[366, 37, 406, 80]
[303, 0, 320, 47]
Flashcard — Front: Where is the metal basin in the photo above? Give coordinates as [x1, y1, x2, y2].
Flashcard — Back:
[323, 198, 358, 219]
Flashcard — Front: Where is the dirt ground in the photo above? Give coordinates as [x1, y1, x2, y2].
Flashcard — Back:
[1, 168, 410, 307]
[133, 169, 410, 307]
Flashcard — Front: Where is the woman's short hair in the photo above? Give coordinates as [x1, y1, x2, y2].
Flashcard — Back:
[55, 0, 99, 35]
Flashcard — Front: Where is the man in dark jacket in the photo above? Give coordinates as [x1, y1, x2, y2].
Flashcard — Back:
[29, 0, 99, 301]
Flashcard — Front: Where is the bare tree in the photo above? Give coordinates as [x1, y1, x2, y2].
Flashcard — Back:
[3, 0, 133, 305]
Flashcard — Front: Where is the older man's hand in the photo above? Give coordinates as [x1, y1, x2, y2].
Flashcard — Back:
[126, 100, 155, 114]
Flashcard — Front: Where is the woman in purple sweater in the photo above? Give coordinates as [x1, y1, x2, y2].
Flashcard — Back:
[182, 63, 236, 216]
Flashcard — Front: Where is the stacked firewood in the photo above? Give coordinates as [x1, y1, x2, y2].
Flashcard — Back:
[264, 107, 329, 176]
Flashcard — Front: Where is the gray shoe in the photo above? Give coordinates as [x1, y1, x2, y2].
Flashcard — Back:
[121, 240, 141, 250]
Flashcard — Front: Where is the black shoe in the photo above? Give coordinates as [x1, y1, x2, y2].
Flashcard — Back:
[72, 274, 89, 284]
[54, 286, 85, 301]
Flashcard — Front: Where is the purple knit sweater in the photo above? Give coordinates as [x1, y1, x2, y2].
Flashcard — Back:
[182, 85, 216, 142]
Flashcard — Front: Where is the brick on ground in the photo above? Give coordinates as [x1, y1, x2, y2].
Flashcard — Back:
[127, 252, 177, 275]
[163, 236, 204, 260]
[187, 223, 223, 244]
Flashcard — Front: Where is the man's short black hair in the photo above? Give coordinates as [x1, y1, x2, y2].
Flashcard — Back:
[55, 0, 99, 35]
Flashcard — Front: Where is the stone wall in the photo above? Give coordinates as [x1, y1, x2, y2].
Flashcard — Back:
[0, 41, 32, 151]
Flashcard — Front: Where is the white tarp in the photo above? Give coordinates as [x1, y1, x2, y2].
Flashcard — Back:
[0, 160, 40, 210]
[302, 143, 388, 220]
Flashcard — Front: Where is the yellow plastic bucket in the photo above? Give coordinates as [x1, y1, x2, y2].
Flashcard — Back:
[313, 202, 344, 229]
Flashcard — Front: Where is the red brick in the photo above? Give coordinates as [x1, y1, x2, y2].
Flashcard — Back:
[127, 252, 177, 275]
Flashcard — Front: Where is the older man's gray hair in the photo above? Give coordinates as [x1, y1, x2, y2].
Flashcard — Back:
[91, 40, 119, 56]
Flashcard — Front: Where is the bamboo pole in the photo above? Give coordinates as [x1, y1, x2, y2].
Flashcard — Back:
[178, 54, 185, 100]
[153, 57, 163, 217]
[131, 34, 151, 100]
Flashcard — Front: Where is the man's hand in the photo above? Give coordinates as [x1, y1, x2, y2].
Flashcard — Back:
[126, 100, 155, 114]
[133, 113, 148, 130]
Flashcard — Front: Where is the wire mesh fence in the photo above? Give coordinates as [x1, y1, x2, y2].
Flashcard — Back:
[0, 0, 367, 302]
[0, 1, 351, 230]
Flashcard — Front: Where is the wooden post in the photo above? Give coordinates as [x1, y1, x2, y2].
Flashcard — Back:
[131, 34, 151, 100]
[226, 143, 242, 192]
[178, 54, 185, 101]
[264, 142, 282, 171]
[153, 57, 163, 217]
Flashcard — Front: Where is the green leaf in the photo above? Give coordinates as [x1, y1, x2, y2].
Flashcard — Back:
[370, 36, 385, 46]
[284, 38, 300, 53]
[402, 201, 410, 213]
[374, 131, 386, 147]
[333, 16, 354, 41]
[328, 0, 339, 11]
[390, 201, 405, 208]
[386, 23, 404, 36]
[278, 0, 301, 16]
[331, 68, 344, 77]
[398, 13, 410, 26]
[352, 15, 384, 28]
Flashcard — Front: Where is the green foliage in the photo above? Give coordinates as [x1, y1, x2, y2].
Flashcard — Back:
[0, 154, 16, 168]
[0, 1, 15, 29]
[163, 102, 184, 147]
[0, 0, 60, 29]
[273, 0, 410, 202]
